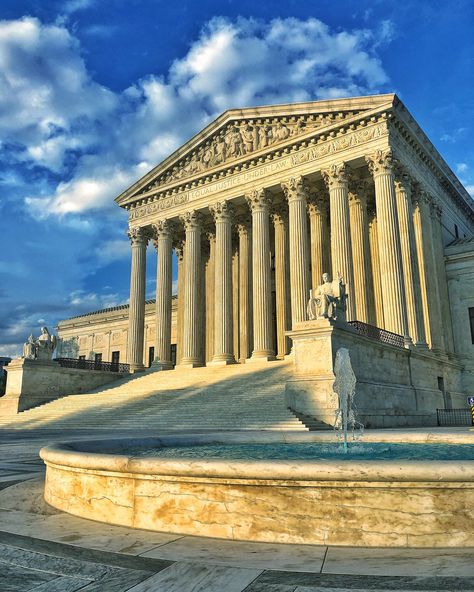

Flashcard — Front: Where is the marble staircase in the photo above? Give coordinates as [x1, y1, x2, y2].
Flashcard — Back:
[0, 359, 308, 431]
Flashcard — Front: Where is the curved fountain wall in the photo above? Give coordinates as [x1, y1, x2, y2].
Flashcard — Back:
[40, 432, 474, 547]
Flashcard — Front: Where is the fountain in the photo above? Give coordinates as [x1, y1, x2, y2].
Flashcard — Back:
[333, 347, 364, 452]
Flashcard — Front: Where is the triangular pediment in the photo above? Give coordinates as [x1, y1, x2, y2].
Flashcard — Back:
[116, 94, 396, 207]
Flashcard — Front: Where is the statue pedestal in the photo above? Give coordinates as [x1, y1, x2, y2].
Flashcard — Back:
[0, 357, 124, 415]
[285, 319, 349, 426]
[285, 319, 449, 429]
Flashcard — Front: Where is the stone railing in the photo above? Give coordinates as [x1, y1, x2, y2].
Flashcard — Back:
[348, 321, 405, 349]
[55, 358, 130, 374]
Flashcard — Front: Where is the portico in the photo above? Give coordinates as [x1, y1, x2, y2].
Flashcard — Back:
[117, 94, 473, 373]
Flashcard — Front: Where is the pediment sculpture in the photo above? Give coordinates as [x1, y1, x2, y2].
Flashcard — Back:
[23, 327, 57, 361]
[307, 273, 347, 322]
[140, 112, 356, 193]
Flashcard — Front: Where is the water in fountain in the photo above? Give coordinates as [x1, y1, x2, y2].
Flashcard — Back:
[333, 347, 364, 452]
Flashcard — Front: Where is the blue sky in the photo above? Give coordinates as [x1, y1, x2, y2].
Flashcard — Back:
[0, 0, 473, 356]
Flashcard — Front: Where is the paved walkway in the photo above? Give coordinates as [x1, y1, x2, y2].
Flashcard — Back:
[0, 429, 473, 591]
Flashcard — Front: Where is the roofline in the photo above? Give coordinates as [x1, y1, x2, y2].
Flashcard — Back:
[115, 93, 396, 206]
[58, 296, 177, 326]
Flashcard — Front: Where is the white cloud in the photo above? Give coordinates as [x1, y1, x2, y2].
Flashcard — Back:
[1, 16, 391, 218]
[465, 185, 474, 198]
[96, 239, 131, 264]
[61, 0, 96, 14]
[0, 16, 116, 168]
[457, 162, 469, 174]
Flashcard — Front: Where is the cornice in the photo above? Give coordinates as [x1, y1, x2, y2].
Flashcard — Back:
[388, 104, 474, 224]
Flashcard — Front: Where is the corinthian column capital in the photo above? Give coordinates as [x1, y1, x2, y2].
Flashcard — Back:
[209, 200, 234, 222]
[365, 148, 394, 176]
[151, 220, 174, 249]
[127, 225, 150, 246]
[245, 188, 271, 212]
[180, 210, 203, 230]
[281, 176, 308, 201]
[321, 162, 349, 189]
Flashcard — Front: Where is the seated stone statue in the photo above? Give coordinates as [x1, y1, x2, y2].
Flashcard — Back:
[307, 272, 347, 322]
[22, 327, 57, 361]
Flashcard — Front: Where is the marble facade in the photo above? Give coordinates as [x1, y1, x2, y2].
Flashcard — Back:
[58, 94, 474, 400]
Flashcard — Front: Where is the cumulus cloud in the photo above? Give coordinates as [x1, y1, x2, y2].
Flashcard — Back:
[0, 16, 116, 172]
[2, 15, 391, 218]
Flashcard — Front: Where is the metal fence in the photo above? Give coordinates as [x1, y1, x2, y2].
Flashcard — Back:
[55, 357, 130, 374]
[436, 408, 472, 426]
[348, 320, 405, 349]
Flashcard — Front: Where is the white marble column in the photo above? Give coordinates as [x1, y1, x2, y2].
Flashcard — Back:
[430, 200, 455, 353]
[175, 240, 185, 364]
[412, 191, 444, 351]
[232, 242, 240, 362]
[368, 209, 384, 328]
[179, 211, 203, 367]
[322, 162, 356, 321]
[271, 206, 291, 358]
[348, 180, 375, 325]
[246, 189, 276, 361]
[366, 150, 409, 339]
[281, 176, 311, 326]
[126, 226, 148, 372]
[307, 191, 330, 290]
[205, 231, 215, 363]
[210, 201, 235, 365]
[152, 220, 173, 369]
[237, 219, 253, 362]
[393, 171, 427, 346]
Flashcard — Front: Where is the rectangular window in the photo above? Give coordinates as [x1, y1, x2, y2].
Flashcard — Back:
[454, 224, 459, 238]
[470, 307, 474, 345]
[171, 344, 177, 367]
[148, 346, 155, 368]
[94, 353, 102, 369]
[78, 354, 86, 368]
[111, 351, 120, 369]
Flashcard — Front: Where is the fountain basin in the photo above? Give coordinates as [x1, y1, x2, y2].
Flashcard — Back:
[40, 431, 474, 548]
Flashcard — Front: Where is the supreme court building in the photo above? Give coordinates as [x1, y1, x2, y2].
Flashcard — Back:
[58, 94, 474, 411]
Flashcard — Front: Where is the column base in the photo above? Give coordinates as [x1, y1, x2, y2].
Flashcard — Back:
[129, 364, 145, 374]
[208, 355, 236, 366]
[248, 351, 277, 363]
[178, 358, 204, 368]
[151, 359, 173, 371]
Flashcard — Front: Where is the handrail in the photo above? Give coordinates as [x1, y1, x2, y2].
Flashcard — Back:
[348, 320, 405, 349]
[55, 357, 130, 373]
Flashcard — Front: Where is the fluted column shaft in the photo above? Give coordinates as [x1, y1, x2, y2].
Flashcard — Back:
[366, 150, 409, 338]
[205, 232, 215, 363]
[322, 162, 356, 321]
[272, 208, 291, 358]
[238, 221, 252, 361]
[152, 221, 173, 368]
[175, 241, 185, 364]
[180, 211, 203, 366]
[430, 202, 455, 354]
[348, 184, 375, 325]
[282, 177, 311, 325]
[394, 175, 427, 346]
[246, 189, 275, 361]
[210, 201, 235, 364]
[307, 194, 330, 289]
[368, 211, 384, 328]
[127, 227, 148, 372]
